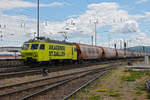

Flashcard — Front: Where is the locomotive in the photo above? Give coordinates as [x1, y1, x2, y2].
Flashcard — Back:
[21, 37, 77, 63]
[21, 37, 148, 63]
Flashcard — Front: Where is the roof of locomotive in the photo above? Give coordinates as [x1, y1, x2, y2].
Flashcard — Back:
[25, 37, 73, 45]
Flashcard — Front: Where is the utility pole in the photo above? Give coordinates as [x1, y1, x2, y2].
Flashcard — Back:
[123, 39, 125, 49]
[91, 35, 93, 45]
[90, 18, 98, 46]
[34, 32, 36, 39]
[124, 40, 127, 57]
[120, 40, 122, 49]
[114, 43, 116, 49]
[58, 31, 68, 42]
[37, 0, 40, 39]
[94, 20, 98, 46]
[126, 40, 128, 48]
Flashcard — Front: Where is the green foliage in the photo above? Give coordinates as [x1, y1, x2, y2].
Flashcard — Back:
[109, 89, 121, 97]
[81, 88, 89, 94]
[134, 84, 145, 96]
[145, 72, 150, 76]
[88, 94, 101, 100]
[135, 91, 143, 95]
[136, 84, 146, 91]
[133, 98, 137, 100]
[121, 76, 136, 81]
[147, 92, 150, 99]
[109, 92, 121, 97]
[119, 86, 123, 88]
[121, 71, 145, 82]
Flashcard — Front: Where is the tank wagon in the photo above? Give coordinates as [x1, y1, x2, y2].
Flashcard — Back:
[21, 37, 149, 64]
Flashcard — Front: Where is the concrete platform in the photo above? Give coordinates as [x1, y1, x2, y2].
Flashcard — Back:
[126, 64, 150, 71]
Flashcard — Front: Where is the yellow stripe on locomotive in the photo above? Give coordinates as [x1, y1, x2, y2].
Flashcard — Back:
[21, 42, 77, 62]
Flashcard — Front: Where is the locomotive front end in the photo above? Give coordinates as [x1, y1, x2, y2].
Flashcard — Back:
[21, 43, 39, 63]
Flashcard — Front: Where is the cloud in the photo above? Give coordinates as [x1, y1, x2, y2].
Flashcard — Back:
[61, 2, 148, 46]
[103, 32, 149, 48]
[125, 32, 149, 47]
[0, 0, 65, 11]
[0, 13, 37, 46]
[145, 12, 150, 16]
[88, 2, 119, 10]
[61, 2, 142, 35]
[144, 12, 150, 21]
[130, 14, 145, 20]
[40, 21, 66, 35]
[110, 20, 139, 34]
[0, 2, 148, 47]
[136, 0, 149, 4]
[40, 2, 65, 7]
[33, 2, 146, 45]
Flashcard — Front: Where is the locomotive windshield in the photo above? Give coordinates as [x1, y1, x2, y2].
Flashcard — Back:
[22, 44, 29, 50]
[31, 44, 39, 50]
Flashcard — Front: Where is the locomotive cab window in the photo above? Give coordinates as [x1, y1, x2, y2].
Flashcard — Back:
[40, 44, 45, 50]
[22, 44, 29, 50]
[31, 44, 39, 50]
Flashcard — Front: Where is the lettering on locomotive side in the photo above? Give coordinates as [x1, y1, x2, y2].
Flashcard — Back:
[49, 45, 65, 56]
[49, 51, 65, 56]
[49, 45, 65, 50]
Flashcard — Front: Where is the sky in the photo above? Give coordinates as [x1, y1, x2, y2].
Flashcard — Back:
[0, 0, 150, 48]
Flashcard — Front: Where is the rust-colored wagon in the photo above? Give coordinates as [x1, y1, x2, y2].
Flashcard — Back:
[73, 43, 103, 60]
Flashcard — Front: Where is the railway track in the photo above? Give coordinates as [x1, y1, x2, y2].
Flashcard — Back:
[0, 59, 23, 68]
[0, 58, 144, 79]
[0, 65, 36, 73]
[0, 64, 118, 100]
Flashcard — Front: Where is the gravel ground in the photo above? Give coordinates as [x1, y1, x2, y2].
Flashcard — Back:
[70, 61, 150, 100]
